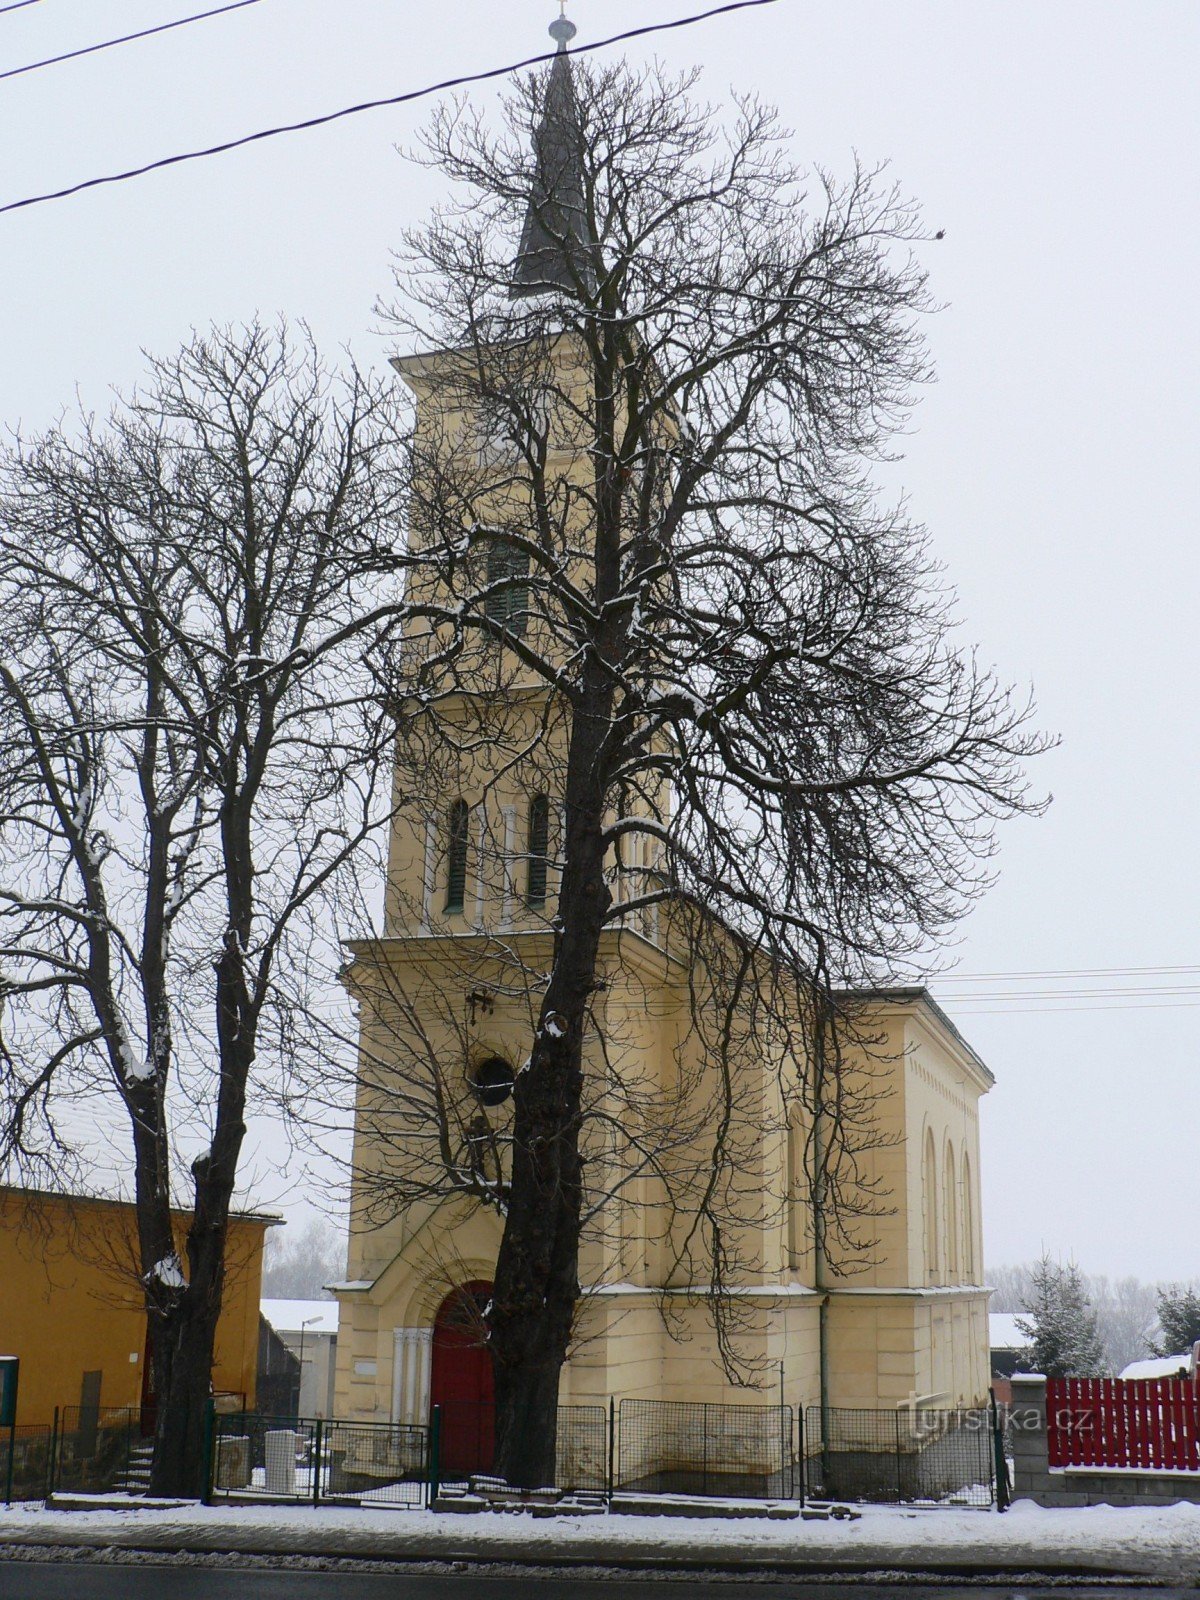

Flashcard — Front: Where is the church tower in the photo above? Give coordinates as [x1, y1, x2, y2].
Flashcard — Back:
[331, 13, 994, 1460]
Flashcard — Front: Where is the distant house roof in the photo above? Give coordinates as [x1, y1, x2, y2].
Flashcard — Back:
[0, 1181, 281, 1228]
[1119, 1353, 1192, 1380]
[260, 1298, 339, 1337]
[989, 1312, 1026, 1350]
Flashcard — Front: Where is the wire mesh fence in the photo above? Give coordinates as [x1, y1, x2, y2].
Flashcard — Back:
[3, 1424, 53, 1503]
[804, 1406, 995, 1506]
[52, 1406, 145, 1496]
[209, 1412, 427, 1507]
[617, 1399, 795, 1499]
[434, 1402, 608, 1493]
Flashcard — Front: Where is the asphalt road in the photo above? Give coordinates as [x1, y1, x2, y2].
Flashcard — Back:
[0, 1568, 1189, 1600]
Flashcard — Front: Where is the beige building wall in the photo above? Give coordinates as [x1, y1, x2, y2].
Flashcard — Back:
[333, 331, 994, 1428]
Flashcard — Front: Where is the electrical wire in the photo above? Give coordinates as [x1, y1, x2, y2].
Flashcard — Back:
[935, 998, 1200, 1016]
[1, 0, 265, 84]
[0, 0, 42, 14]
[932, 962, 1200, 983]
[0, 0, 780, 218]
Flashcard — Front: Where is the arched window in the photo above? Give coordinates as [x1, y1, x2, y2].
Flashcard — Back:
[923, 1129, 939, 1285]
[943, 1138, 959, 1281]
[526, 794, 549, 906]
[485, 540, 529, 637]
[785, 1109, 805, 1272]
[961, 1149, 975, 1281]
[445, 799, 469, 914]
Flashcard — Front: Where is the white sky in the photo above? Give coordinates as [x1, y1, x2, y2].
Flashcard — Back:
[2, 0, 1197, 1283]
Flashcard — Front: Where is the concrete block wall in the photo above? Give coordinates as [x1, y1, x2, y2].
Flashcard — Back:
[1010, 1374, 1200, 1508]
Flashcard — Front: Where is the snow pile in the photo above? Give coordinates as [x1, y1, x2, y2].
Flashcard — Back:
[2, 1496, 1200, 1578]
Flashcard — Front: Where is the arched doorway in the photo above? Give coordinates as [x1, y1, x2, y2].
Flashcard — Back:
[429, 1281, 494, 1476]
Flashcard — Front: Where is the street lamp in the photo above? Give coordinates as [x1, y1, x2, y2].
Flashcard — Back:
[297, 1315, 321, 1417]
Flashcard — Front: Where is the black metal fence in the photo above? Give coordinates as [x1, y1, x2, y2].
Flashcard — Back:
[805, 1406, 995, 1507]
[617, 1399, 795, 1500]
[6, 1397, 1005, 1511]
[3, 1424, 53, 1503]
[209, 1411, 427, 1508]
[434, 1401, 608, 1493]
[52, 1406, 145, 1496]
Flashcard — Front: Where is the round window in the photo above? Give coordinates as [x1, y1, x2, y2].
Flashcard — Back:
[472, 1056, 515, 1107]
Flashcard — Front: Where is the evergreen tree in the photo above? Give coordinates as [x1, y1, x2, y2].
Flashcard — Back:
[1151, 1285, 1200, 1357]
[1016, 1255, 1106, 1376]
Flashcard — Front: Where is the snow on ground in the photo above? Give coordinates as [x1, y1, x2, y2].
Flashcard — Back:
[1, 1497, 1199, 1579]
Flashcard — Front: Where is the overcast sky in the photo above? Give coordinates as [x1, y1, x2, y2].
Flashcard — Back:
[3, 0, 1197, 1284]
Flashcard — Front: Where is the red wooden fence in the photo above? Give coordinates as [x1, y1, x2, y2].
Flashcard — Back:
[1046, 1377, 1200, 1472]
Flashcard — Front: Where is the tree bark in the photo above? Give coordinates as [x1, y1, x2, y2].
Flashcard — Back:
[490, 678, 614, 1486]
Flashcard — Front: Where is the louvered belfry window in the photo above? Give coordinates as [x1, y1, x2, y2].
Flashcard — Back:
[445, 799, 469, 914]
[485, 540, 530, 637]
[526, 794, 550, 907]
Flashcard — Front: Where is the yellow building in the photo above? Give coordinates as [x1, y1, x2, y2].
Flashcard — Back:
[333, 25, 993, 1431]
[0, 1185, 273, 1427]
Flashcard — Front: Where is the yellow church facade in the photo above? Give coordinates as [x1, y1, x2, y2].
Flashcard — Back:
[331, 23, 993, 1434]
[332, 920, 992, 1425]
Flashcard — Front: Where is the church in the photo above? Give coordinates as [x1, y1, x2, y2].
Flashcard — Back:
[331, 10, 993, 1438]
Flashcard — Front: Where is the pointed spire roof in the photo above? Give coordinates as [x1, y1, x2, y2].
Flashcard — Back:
[511, 8, 592, 299]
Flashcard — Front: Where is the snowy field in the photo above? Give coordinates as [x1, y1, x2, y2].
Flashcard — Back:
[1, 1497, 1199, 1580]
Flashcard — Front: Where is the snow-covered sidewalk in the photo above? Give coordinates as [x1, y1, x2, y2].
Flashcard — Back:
[2, 1497, 1200, 1580]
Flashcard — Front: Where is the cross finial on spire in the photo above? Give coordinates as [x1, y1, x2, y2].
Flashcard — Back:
[548, 0, 576, 51]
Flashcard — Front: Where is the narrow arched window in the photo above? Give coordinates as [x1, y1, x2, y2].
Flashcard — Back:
[485, 540, 529, 638]
[923, 1129, 939, 1286]
[445, 799, 469, 914]
[961, 1150, 975, 1281]
[526, 793, 549, 906]
[944, 1138, 959, 1280]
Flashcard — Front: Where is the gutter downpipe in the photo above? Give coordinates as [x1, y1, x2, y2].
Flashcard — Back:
[813, 1035, 831, 1488]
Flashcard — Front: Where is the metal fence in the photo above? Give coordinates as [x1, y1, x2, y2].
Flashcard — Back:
[209, 1411, 427, 1508]
[804, 1406, 996, 1507]
[53, 1406, 145, 1496]
[3, 1424, 53, 1503]
[6, 1396, 1005, 1511]
[617, 1399, 795, 1500]
[434, 1401, 608, 1493]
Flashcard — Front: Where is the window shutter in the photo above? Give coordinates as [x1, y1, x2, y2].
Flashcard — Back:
[526, 794, 549, 906]
[485, 542, 530, 637]
[446, 799, 469, 913]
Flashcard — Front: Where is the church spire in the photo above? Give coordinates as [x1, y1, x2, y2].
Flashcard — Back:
[511, 4, 592, 299]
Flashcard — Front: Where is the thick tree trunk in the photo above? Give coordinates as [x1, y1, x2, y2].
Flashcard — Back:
[489, 694, 613, 1487]
[148, 1292, 222, 1497]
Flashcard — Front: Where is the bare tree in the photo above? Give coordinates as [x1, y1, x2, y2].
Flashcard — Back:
[358, 49, 1047, 1486]
[261, 1216, 345, 1301]
[0, 322, 407, 1494]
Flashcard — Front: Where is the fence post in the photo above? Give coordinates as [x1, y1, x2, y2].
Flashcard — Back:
[200, 1399, 215, 1506]
[796, 1406, 804, 1507]
[48, 1408, 59, 1502]
[895, 1409, 904, 1502]
[428, 1405, 441, 1508]
[607, 1397, 615, 1503]
[989, 1388, 1010, 1512]
[4, 1419, 13, 1506]
[312, 1419, 324, 1508]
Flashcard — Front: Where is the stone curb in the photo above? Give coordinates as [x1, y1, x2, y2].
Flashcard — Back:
[0, 1515, 1194, 1581]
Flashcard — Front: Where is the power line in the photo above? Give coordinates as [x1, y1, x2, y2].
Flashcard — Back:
[0, 0, 780, 218]
[933, 962, 1200, 983]
[1, 0, 265, 84]
[936, 998, 1200, 1016]
[0, 0, 42, 14]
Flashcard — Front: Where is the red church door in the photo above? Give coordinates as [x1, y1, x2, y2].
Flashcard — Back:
[429, 1281, 494, 1477]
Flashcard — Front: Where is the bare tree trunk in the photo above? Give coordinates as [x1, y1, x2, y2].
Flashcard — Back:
[490, 676, 613, 1486]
